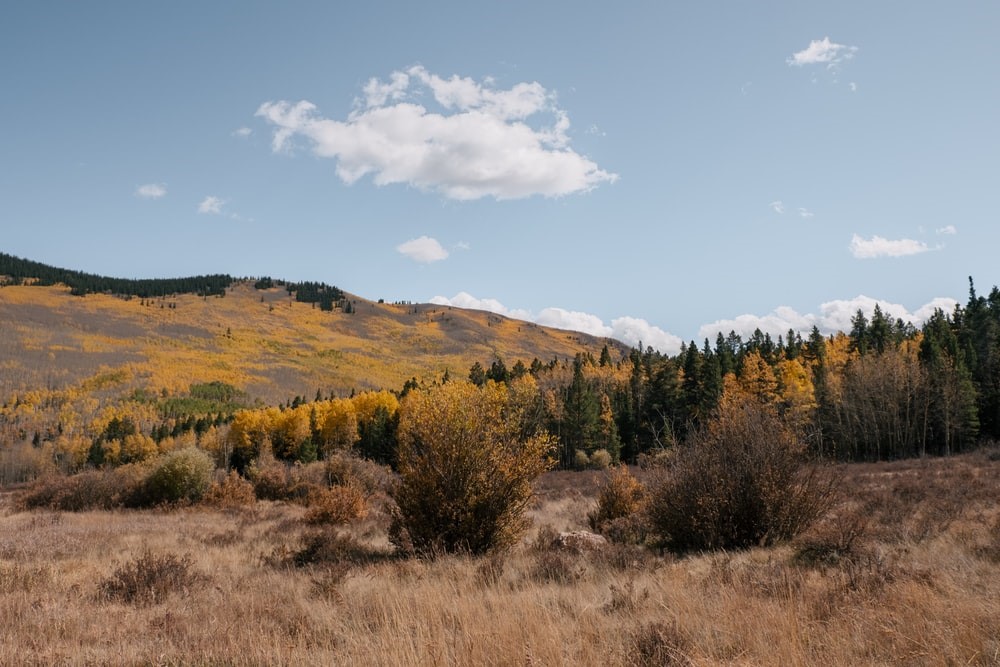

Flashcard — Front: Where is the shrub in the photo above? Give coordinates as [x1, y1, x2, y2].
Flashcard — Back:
[143, 448, 214, 505]
[588, 465, 647, 535]
[99, 551, 202, 605]
[646, 397, 835, 553]
[589, 449, 612, 470]
[303, 485, 368, 525]
[573, 450, 590, 470]
[390, 381, 555, 555]
[203, 470, 256, 509]
[18, 464, 150, 511]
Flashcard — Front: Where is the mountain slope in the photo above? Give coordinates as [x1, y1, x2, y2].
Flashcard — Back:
[0, 280, 626, 405]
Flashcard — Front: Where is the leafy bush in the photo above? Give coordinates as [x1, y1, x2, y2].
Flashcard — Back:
[143, 448, 214, 505]
[390, 381, 555, 555]
[646, 397, 835, 553]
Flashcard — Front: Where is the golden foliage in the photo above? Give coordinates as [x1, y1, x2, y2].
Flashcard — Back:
[392, 380, 556, 554]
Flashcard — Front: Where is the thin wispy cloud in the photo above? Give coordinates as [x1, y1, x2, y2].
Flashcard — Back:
[135, 183, 167, 199]
[849, 234, 931, 259]
[256, 65, 618, 201]
[198, 196, 225, 215]
[453, 241, 471, 251]
[397, 236, 449, 263]
[232, 127, 253, 138]
[770, 200, 785, 214]
[798, 207, 814, 218]
[429, 292, 682, 354]
[936, 225, 957, 235]
[788, 37, 858, 68]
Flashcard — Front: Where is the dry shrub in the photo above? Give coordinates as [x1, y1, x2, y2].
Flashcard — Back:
[289, 529, 384, 568]
[574, 450, 590, 470]
[99, 551, 203, 605]
[324, 452, 392, 496]
[249, 458, 321, 502]
[588, 465, 647, 538]
[647, 397, 836, 553]
[303, 485, 368, 525]
[203, 470, 256, 509]
[17, 464, 149, 511]
[627, 621, 690, 666]
[794, 505, 871, 567]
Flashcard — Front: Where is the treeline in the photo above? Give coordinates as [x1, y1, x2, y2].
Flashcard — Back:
[526, 279, 997, 464]
[0, 252, 232, 297]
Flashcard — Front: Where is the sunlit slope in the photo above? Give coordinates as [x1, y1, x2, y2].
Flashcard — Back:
[0, 282, 625, 403]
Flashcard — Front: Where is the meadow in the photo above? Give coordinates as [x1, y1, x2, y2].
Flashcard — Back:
[2, 448, 999, 666]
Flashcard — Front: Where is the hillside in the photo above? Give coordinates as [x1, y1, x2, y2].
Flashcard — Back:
[0, 276, 626, 406]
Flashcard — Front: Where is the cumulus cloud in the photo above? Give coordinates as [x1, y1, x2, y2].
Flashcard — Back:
[770, 200, 785, 214]
[698, 295, 959, 342]
[788, 37, 858, 67]
[198, 196, 225, 215]
[936, 225, 957, 235]
[397, 236, 449, 263]
[256, 65, 617, 200]
[429, 292, 682, 354]
[136, 183, 167, 199]
[850, 234, 931, 259]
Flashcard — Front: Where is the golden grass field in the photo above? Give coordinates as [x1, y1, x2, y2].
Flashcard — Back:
[2, 448, 999, 666]
[0, 282, 623, 405]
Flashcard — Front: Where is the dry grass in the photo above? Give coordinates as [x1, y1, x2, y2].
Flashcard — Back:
[1, 449, 1000, 665]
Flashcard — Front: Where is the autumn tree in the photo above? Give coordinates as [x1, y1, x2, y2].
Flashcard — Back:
[390, 380, 555, 555]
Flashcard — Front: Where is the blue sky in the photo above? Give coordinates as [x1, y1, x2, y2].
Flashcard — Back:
[2, 2, 998, 354]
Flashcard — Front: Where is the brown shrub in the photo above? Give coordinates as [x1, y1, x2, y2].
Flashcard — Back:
[646, 398, 836, 553]
[303, 485, 368, 525]
[99, 551, 203, 606]
[17, 465, 149, 511]
[324, 452, 392, 496]
[588, 465, 647, 537]
[794, 506, 871, 567]
[203, 470, 256, 509]
[290, 529, 385, 568]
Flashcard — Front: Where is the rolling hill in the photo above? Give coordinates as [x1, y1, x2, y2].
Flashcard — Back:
[0, 261, 627, 406]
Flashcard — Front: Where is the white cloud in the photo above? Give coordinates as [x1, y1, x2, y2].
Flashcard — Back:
[849, 82, 858, 92]
[699, 295, 959, 342]
[198, 196, 225, 215]
[788, 37, 859, 67]
[770, 200, 785, 214]
[453, 241, 471, 251]
[397, 236, 449, 263]
[798, 207, 814, 218]
[233, 127, 253, 138]
[936, 225, 957, 235]
[849, 234, 931, 259]
[256, 66, 618, 201]
[429, 292, 682, 354]
[136, 183, 167, 199]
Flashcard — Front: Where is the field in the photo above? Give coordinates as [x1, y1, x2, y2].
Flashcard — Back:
[2, 449, 999, 665]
